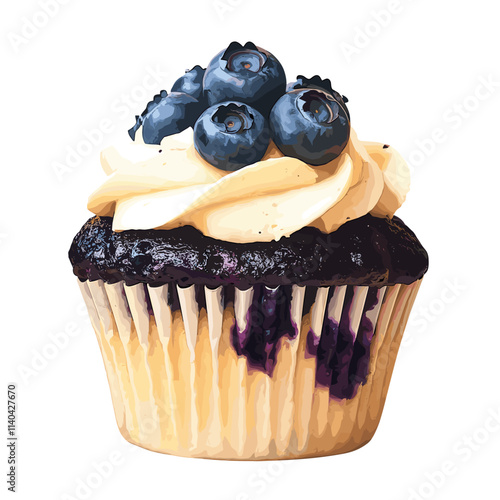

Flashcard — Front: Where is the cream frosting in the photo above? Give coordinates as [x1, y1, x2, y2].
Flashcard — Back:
[87, 128, 410, 243]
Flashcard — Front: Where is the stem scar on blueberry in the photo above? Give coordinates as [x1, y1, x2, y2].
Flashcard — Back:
[297, 90, 338, 125]
[287, 75, 350, 120]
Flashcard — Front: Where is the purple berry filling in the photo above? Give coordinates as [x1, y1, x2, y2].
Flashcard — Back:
[231, 285, 296, 376]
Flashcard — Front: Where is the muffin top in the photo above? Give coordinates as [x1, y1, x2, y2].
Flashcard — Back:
[69, 214, 428, 288]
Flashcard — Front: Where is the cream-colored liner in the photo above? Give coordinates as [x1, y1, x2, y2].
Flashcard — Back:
[176, 285, 199, 449]
[147, 284, 178, 440]
[296, 286, 329, 452]
[204, 286, 224, 451]
[78, 278, 422, 459]
[78, 281, 127, 432]
[274, 285, 305, 454]
[121, 284, 162, 446]
[354, 286, 386, 431]
[233, 287, 253, 456]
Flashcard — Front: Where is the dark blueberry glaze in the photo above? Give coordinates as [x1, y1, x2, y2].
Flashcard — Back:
[304, 286, 383, 399]
[69, 214, 428, 288]
[315, 317, 340, 388]
[346, 287, 380, 398]
[231, 285, 296, 376]
[328, 287, 358, 399]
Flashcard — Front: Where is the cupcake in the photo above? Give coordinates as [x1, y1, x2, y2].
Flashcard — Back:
[69, 42, 428, 459]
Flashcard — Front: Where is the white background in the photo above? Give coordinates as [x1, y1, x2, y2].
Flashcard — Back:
[2, 1, 500, 499]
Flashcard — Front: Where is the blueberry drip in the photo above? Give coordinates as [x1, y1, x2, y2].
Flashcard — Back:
[305, 325, 322, 358]
[229, 283, 383, 400]
[166, 282, 180, 312]
[306, 313, 340, 385]
[323, 287, 357, 399]
[231, 285, 296, 376]
[305, 286, 381, 400]
[346, 287, 381, 398]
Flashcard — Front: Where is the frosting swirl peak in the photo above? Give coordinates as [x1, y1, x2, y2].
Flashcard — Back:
[87, 129, 410, 243]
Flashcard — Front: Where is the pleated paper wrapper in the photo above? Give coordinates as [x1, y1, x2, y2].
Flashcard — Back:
[78, 278, 421, 459]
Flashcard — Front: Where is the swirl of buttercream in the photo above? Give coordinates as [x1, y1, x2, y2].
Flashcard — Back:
[87, 129, 410, 243]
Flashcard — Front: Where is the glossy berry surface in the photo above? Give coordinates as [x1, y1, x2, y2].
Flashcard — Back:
[194, 101, 270, 171]
[128, 90, 167, 140]
[203, 42, 286, 116]
[128, 91, 203, 144]
[270, 89, 350, 165]
[171, 65, 206, 102]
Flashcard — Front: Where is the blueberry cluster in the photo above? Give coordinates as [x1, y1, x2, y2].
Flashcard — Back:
[129, 42, 351, 171]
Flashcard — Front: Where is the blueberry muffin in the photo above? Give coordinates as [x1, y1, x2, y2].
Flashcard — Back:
[69, 42, 428, 459]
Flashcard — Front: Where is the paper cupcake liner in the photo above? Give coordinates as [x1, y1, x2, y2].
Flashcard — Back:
[78, 278, 422, 459]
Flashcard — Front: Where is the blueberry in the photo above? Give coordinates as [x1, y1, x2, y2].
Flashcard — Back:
[128, 91, 203, 144]
[287, 75, 350, 119]
[171, 65, 206, 102]
[270, 88, 350, 165]
[128, 90, 167, 140]
[194, 101, 270, 171]
[203, 42, 286, 116]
